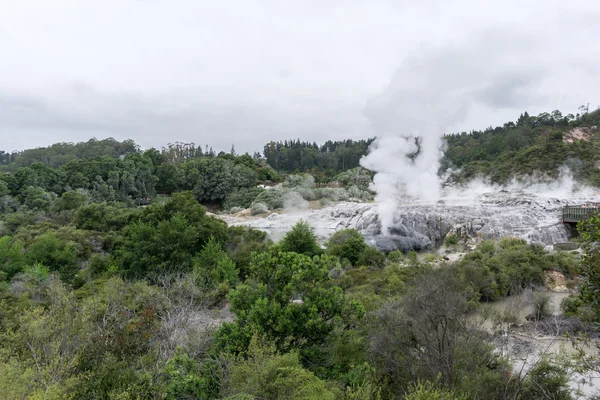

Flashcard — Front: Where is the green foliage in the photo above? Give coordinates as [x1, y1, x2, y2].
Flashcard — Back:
[20, 185, 57, 211]
[179, 157, 257, 202]
[576, 216, 600, 324]
[405, 381, 467, 400]
[74, 202, 137, 231]
[224, 186, 264, 210]
[254, 187, 287, 210]
[579, 248, 600, 324]
[441, 109, 600, 185]
[283, 173, 316, 189]
[279, 220, 322, 256]
[0, 236, 25, 280]
[356, 246, 386, 268]
[455, 238, 566, 300]
[3, 137, 137, 169]
[163, 350, 208, 400]
[117, 192, 228, 278]
[24, 233, 79, 282]
[263, 139, 374, 175]
[370, 268, 503, 397]
[578, 214, 600, 242]
[193, 236, 239, 302]
[55, 190, 89, 211]
[334, 167, 373, 191]
[387, 250, 404, 263]
[214, 248, 364, 356]
[444, 233, 458, 246]
[326, 229, 368, 266]
[520, 359, 574, 400]
[226, 226, 272, 280]
[250, 202, 269, 215]
[224, 336, 336, 400]
[119, 214, 199, 277]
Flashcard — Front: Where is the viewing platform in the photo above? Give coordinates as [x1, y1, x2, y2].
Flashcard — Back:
[562, 204, 600, 224]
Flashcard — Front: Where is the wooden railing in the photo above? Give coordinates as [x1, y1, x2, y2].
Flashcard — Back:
[562, 205, 600, 223]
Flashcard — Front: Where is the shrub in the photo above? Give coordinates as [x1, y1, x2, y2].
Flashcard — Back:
[254, 188, 287, 210]
[533, 292, 551, 321]
[444, 233, 458, 246]
[250, 202, 269, 215]
[520, 359, 573, 400]
[296, 188, 317, 201]
[357, 246, 386, 268]
[387, 250, 404, 263]
[326, 229, 368, 266]
[405, 381, 467, 400]
[223, 186, 264, 210]
[283, 174, 316, 189]
[279, 220, 322, 256]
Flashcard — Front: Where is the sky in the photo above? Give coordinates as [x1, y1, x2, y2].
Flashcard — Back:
[1, 0, 599, 154]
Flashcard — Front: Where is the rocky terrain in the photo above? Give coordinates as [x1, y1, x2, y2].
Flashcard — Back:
[220, 186, 600, 252]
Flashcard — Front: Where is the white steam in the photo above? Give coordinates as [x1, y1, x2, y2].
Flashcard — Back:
[360, 37, 548, 235]
[442, 166, 597, 205]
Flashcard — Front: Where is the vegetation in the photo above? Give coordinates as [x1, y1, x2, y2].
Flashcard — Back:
[442, 108, 600, 185]
[1, 108, 598, 398]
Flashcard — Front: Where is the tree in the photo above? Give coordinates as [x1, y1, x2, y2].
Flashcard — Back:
[577, 215, 600, 323]
[193, 236, 239, 302]
[214, 248, 364, 356]
[222, 336, 336, 399]
[279, 220, 322, 256]
[370, 268, 502, 397]
[117, 192, 228, 278]
[326, 229, 367, 266]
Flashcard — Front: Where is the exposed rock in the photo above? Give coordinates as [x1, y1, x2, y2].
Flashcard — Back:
[544, 270, 569, 293]
[219, 189, 599, 252]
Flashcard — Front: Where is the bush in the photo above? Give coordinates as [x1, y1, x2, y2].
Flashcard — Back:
[520, 359, 574, 400]
[223, 187, 264, 210]
[560, 295, 582, 317]
[250, 202, 269, 215]
[405, 381, 467, 400]
[283, 174, 316, 189]
[319, 198, 331, 207]
[279, 220, 322, 256]
[254, 188, 287, 210]
[387, 250, 404, 263]
[326, 229, 368, 266]
[533, 292, 551, 321]
[296, 188, 317, 201]
[357, 246, 386, 268]
[444, 233, 458, 246]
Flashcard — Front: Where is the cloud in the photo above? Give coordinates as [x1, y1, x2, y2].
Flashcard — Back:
[0, 0, 599, 153]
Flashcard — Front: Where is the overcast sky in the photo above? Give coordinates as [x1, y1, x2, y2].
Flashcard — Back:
[1, 0, 599, 154]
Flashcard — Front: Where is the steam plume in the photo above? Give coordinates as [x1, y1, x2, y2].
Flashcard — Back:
[360, 37, 544, 235]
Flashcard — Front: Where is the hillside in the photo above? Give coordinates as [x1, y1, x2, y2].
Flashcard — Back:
[442, 108, 600, 185]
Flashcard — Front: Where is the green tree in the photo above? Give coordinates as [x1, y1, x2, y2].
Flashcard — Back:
[578, 215, 600, 323]
[214, 248, 364, 356]
[193, 236, 239, 302]
[223, 336, 336, 400]
[25, 233, 79, 282]
[0, 236, 26, 280]
[326, 229, 367, 266]
[279, 220, 322, 256]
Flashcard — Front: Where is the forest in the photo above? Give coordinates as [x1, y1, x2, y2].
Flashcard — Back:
[1, 109, 600, 399]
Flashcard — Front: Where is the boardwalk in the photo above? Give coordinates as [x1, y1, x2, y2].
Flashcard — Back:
[562, 204, 600, 224]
